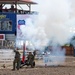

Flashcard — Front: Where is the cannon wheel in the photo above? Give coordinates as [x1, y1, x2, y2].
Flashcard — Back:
[31, 61, 35, 68]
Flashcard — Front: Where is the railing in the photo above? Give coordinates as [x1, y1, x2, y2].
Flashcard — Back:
[0, 49, 15, 67]
[0, 8, 38, 14]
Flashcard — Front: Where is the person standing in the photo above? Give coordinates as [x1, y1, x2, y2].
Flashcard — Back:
[0, 4, 2, 12]
[33, 50, 36, 57]
[10, 4, 14, 12]
[12, 49, 21, 70]
[27, 52, 35, 67]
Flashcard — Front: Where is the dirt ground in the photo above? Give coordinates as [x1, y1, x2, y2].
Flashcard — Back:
[0, 56, 75, 75]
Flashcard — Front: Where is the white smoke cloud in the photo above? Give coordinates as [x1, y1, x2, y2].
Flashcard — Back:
[20, 17, 49, 49]
[34, 0, 75, 45]
[18, 0, 75, 48]
[31, 0, 75, 65]
[17, 0, 75, 66]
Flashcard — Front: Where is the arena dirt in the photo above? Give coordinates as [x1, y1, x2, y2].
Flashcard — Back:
[0, 56, 75, 75]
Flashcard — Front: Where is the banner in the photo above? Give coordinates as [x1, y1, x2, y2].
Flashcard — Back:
[17, 14, 36, 40]
[0, 12, 16, 34]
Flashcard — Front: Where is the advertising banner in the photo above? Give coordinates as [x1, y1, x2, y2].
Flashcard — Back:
[17, 14, 36, 40]
[0, 12, 16, 34]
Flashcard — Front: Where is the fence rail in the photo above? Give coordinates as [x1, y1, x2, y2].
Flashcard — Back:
[0, 49, 15, 66]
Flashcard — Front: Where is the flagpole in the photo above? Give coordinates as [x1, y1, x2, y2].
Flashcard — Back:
[22, 42, 26, 63]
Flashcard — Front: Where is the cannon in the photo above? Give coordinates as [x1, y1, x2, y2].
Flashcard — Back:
[20, 59, 35, 68]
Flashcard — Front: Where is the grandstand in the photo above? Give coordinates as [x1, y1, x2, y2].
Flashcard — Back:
[0, 0, 37, 49]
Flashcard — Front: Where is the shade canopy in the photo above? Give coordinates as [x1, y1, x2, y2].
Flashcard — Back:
[0, 0, 37, 4]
